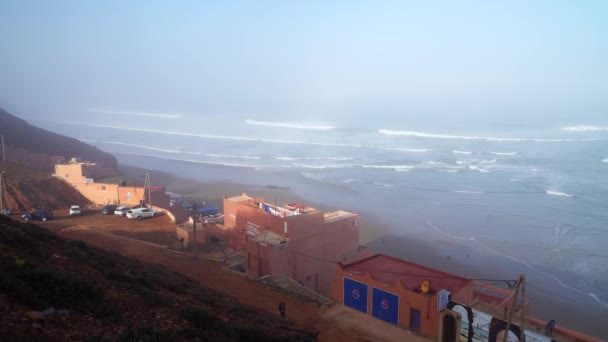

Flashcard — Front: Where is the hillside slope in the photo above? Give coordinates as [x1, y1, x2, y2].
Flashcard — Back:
[0, 215, 317, 341]
[0, 107, 117, 170]
[1, 162, 90, 212]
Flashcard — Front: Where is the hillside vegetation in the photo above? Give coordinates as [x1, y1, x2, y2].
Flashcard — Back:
[1, 162, 90, 212]
[0, 107, 117, 170]
[0, 215, 317, 341]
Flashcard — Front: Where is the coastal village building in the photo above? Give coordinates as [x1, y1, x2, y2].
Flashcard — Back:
[332, 254, 601, 342]
[223, 193, 370, 296]
[53, 161, 170, 209]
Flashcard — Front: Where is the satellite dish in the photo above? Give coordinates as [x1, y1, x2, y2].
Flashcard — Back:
[421, 280, 430, 294]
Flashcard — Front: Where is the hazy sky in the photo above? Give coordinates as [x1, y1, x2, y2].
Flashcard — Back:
[0, 1, 606, 124]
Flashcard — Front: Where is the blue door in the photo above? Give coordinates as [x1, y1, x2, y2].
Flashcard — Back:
[410, 308, 421, 332]
[343, 277, 368, 314]
[372, 287, 399, 325]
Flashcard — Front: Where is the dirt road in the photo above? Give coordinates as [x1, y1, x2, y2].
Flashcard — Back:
[35, 212, 429, 342]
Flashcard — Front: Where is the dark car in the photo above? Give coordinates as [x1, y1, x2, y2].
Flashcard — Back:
[22, 210, 53, 222]
[101, 205, 118, 215]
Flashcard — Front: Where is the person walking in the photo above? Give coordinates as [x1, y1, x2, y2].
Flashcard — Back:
[278, 301, 286, 319]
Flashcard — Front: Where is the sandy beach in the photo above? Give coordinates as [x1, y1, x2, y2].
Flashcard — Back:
[117, 161, 607, 339]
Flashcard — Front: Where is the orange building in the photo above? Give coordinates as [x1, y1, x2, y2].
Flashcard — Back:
[223, 193, 370, 296]
[332, 254, 601, 342]
[54, 161, 169, 209]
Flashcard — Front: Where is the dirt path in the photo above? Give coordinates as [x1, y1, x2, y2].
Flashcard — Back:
[28, 212, 430, 341]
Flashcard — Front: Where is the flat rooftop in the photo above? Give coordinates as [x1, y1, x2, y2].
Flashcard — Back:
[324, 210, 357, 223]
[226, 193, 254, 202]
[342, 254, 469, 294]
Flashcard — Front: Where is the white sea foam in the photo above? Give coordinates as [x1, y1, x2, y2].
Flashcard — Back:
[275, 156, 353, 161]
[115, 152, 262, 169]
[480, 159, 496, 164]
[562, 125, 608, 132]
[301, 173, 323, 181]
[41, 120, 370, 148]
[468, 165, 489, 173]
[87, 108, 182, 119]
[603, 158, 608, 163]
[362, 164, 415, 171]
[474, 239, 608, 309]
[453, 150, 473, 154]
[450, 190, 485, 194]
[380, 147, 432, 153]
[100, 141, 184, 154]
[490, 152, 517, 156]
[245, 119, 336, 131]
[441, 170, 459, 173]
[379, 129, 601, 142]
[342, 179, 357, 183]
[205, 153, 261, 160]
[292, 163, 348, 169]
[426, 220, 475, 241]
[546, 190, 574, 197]
[373, 182, 395, 187]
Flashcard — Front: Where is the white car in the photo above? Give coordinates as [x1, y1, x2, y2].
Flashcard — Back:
[114, 206, 130, 217]
[126, 208, 158, 220]
[69, 205, 81, 216]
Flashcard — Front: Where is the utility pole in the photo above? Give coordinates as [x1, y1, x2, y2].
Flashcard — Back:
[192, 203, 197, 259]
[520, 275, 526, 342]
[143, 173, 152, 207]
[0, 171, 5, 212]
[1, 134, 5, 162]
[502, 275, 523, 342]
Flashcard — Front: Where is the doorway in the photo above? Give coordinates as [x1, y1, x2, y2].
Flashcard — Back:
[410, 308, 421, 333]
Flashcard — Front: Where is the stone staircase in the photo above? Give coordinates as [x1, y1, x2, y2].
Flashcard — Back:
[271, 277, 333, 305]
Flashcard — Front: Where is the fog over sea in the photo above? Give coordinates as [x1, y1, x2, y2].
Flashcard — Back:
[41, 111, 608, 322]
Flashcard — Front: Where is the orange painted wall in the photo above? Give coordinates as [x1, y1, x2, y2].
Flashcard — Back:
[224, 196, 364, 296]
[332, 266, 441, 337]
[71, 182, 120, 205]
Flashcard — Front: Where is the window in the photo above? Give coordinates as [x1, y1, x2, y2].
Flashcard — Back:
[65, 174, 69, 178]
[101, 186, 106, 190]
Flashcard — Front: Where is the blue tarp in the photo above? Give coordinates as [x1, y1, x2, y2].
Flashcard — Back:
[196, 206, 220, 215]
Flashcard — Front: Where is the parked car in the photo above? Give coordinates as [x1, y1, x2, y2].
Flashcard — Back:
[0, 208, 11, 215]
[114, 206, 130, 217]
[202, 213, 224, 224]
[126, 208, 158, 220]
[22, 210, 53, 222]
[69, 205, 82, 216]
[101, 205, 118, 215]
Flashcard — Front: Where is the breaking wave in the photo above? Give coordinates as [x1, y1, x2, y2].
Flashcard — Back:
[490, 152, 517, 156]
[114, 152, 262, 169]
[87, 108, 182, 119]
[379, 147, 432, 153]
[97, 141, 259, 159]
[378, 129, 601, 142]
[453, 150, 473, 154]
[546, 190, 574, 197]
[562, 125, 608, 132]
[275, 156, 353, 161]
[245, 119, 336, 131]
[450, 190, 485, 194]
[362, 164, 415, 171]
[468, 165, 489, 173]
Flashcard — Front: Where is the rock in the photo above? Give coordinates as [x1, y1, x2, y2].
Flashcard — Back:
[25, 311, 45, 321]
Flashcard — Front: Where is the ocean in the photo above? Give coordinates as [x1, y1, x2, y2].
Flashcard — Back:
[40, 113, 608, 329]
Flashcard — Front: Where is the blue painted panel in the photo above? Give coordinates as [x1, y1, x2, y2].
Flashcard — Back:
[343, 277, 368, 314]
[372, 287, 400, 325]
